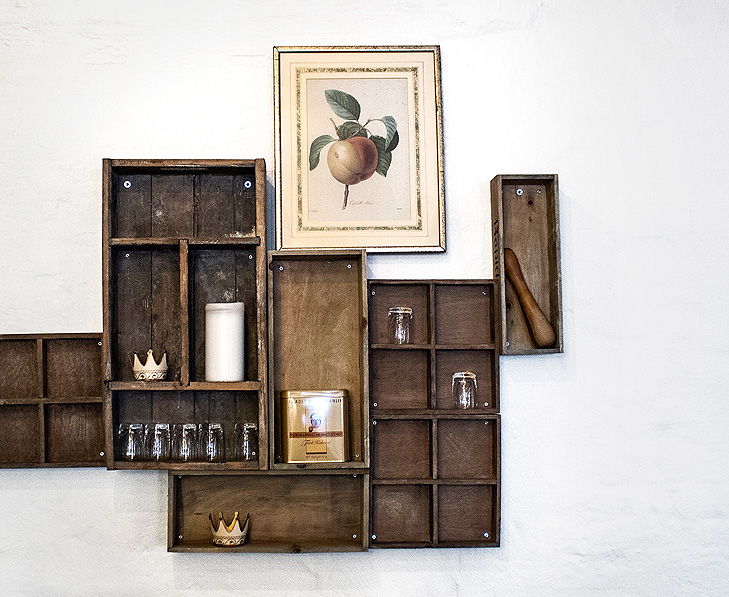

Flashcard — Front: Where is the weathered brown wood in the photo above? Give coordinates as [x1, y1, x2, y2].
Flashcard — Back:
[179, 240, 190, 387]
[434, 349, 497, 411]
[368, 283, 430, 345]
[372, 419, 430, 479]
[0, 405, 40, 463]
[45, 338, 102, 398]
[437, 418, 497, 479]
[437, 484, 495, 544]
[151, 174, 194, 238]
[370, 349, 429, 410]
[170, 472, 366, 552]
[151, 248, 181, 382]
[371, 484, 431, 544]
[45, 403, 104, 464]
[491, 174, 563, 354]
[434, 283, 494, 345]
[269, 250, 368, 468]
[0, 339, 37, 400]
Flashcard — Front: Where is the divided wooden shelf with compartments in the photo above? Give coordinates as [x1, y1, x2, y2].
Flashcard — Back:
[102, 159, 268, 470]
[368, 280, 501, 548]
[0, 333, 105, 468]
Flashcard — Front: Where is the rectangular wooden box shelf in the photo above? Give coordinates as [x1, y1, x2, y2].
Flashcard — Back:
[103, 159, 268, 470]
[491, 174, 563, 354]
[368, 280, 500, 548]
[0, 334, 105, 467]
[268, 250, 369, 470]
[168, 470, 369, 552]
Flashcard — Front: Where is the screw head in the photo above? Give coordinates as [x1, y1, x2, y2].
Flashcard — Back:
[373, 402, 378, 407]
[123, 180, 132, 189]
[371, 289, 376, 295]
[278, 265, 284, 271]
[371, 534, 377, 540]
[484, 402, 489, 407]
[484, 532, 489, 538]
[244, 180, 253, 189]
[99, 451, 105, 457]
[516, 188, 523, 196]
[347, 264, 352, 269]
[248, 254, 253, 259]
[372, 420, 377, 425]
[352, 534, 358, 539]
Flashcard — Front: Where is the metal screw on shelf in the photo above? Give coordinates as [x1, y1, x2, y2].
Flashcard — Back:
[537, 189, 542, 194]
[178, 535, 183, 540]
[371, 290, 376, 295]
[352, 534, 358, 539]
[244, 180, 253, 189]
[372, 420, 377, 425]
[506, 341, 510, 347]
[372, 534, 377, 540]
[347, 264, 352, 269]
[99, 451, 105, 457]
[373, 402, 378, 407]
[123, 180, 132, 189]
[484, 422, 489, 425]
[98, 342, 102, 346]
[483, 532, 489, 538]
[353, 474, 358, 478]
[484, 402, 489, 407]
[278, 265, 284, 271]
[354, 454, 360, 459]
[178, 475, 182, 479]
[125, 253, 130, 258]
[516, 188, 523, 196]
[482, 291, 487, 295]
[248, 254, 253, 260]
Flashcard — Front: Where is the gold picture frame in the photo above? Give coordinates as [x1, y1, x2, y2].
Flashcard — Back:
[274, 46, 445, 252]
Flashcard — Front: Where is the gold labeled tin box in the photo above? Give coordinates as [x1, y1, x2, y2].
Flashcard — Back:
[280, 390, 348, 463]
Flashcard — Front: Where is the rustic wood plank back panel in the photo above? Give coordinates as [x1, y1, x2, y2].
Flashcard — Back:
[434, 349, 496, 410]
[0, 405, 40, 463]
[491, 174, 563, 354]
[45, 403, 104, 463]
[0, 340, 38, 400]
[113, 173, 152, 237]
[372, 485, 431, 544]
[372, 419, 431, 479]
[436, 419, 496, 479]
[434, 284, 493, 345]
[370, 349, 429, 410]
[437, 484, 495, 544]
[171, 473, 366, 551]
[151, 174, 194, 238]
[45, 338, 101, 398]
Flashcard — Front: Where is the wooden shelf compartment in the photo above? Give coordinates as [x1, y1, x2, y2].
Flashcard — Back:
[268, 250, 369, 470]
[434, 348, 498, 411]
[490, 174, 563, 355]
[168, 470, 369, 552]
[0, 334, 105, 468]
[103, 159, 268, 470]
[107, 389, 261, 470]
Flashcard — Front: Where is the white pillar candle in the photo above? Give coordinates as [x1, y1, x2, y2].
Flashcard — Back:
[205, 302, 245, 381]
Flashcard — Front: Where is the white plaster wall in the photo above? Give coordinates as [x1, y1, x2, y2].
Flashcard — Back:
[1, 0, 728, 595]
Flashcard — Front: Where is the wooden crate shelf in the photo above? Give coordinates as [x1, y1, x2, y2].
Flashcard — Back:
[0, 334, 105, 468]
[102, 159, 268, 470]
[168, 470, 369, 552]
[491, 174, 563, 354]
[268, 250, 369, 470]
[368, 280, 500, 548]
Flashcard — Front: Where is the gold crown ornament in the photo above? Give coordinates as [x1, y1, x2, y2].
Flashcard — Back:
[132, 350, 168, 381]
[209, 511, 250, 546]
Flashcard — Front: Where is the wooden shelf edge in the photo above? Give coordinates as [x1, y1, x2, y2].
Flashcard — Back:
[270, 462, 369, 471]
[108, 381, 262, 392]
[168, 541, 366, 553]
[371, 410, 500, 419]
[110, 461, 263, 471]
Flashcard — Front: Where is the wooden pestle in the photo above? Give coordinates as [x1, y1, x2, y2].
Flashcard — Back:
[503, 248, 556, 348]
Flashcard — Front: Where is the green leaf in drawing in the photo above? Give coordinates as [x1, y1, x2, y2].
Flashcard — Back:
[338, 121, 367, 140]
[386, 130, 399, 153]
[380, 116, 397, 148]
[371, 136, 393, 177]
[309, 134, 335, 170]
[325, 89, 361, 121]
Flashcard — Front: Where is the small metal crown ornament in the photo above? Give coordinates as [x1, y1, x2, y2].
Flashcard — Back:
[132, 349, 168, 381]
[209, 511, 250, 546]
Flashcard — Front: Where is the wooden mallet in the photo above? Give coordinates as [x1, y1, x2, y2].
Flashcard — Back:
[503, 248, 556, 348]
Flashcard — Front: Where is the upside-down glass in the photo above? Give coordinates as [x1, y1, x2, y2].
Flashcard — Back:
[388, 307, 413, 344]
[172, 423, 198, 462]
[146, 423, 171, 461]
[199, 422, 225, 462]
[452, 371, 478, 409]
[118, 423, 146, 461]
[235, 422, 258, 461]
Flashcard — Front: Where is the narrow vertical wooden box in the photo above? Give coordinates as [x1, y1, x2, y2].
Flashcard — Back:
[268, 250, 369, 470]
[490, 174, 563, 355]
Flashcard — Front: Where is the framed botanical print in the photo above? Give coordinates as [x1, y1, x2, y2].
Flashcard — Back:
[274, 46, 445, 252]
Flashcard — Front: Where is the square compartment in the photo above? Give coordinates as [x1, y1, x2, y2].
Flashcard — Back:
[437, 419, 498, 479]
[111, 247, 181, 381]
[45, 403, 104, 464]
[190, 248, 259, 382]
[371, 484, 431, 545]
[368, 283, 430, 345]
[0, 339, 38, 400]
[435, 284, 494, 345]
[438, 484, 496, 544]
[45, 338, 102, 398]
[435, 349, 497, 410]
[370, 349, 430, 410]
[372, 419, 431, 479]
[0, 405, 40, 464]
